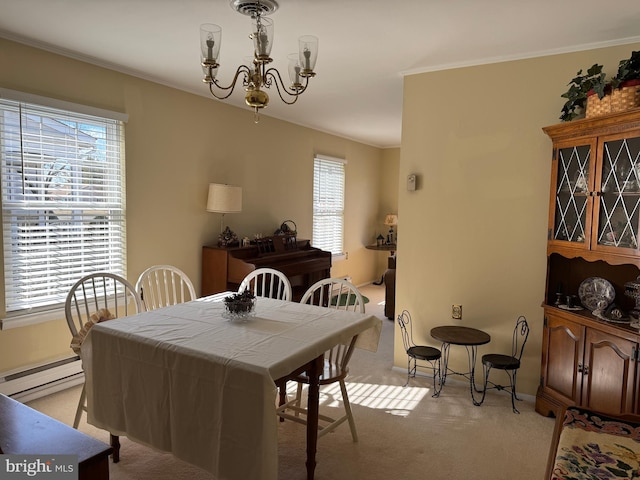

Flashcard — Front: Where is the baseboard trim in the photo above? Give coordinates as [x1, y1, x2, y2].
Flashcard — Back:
[0, 358, 84, 403]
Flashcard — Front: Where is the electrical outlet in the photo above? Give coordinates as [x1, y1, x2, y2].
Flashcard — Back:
[452, 304, 462, 320]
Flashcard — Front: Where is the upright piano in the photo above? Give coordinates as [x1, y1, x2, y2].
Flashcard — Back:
[202, 237, 331, 302]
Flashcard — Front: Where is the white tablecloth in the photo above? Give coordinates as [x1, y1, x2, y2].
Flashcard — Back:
[82, 293, 381, 480]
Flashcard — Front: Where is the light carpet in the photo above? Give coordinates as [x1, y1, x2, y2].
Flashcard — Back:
[26, 284, 555, 479]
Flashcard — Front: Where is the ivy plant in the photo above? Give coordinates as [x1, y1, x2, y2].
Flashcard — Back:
[560, 64, 606, 122]
[611, 50, 640, 88]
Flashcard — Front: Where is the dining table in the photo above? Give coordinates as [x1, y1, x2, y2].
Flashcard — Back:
[430, 325, 491, 405]
[81, 292, 382, 480]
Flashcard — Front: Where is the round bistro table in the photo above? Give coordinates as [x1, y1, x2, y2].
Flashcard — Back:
[430, 325, 491, 406]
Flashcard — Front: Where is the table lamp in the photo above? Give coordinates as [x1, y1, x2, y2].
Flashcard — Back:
[384, 214, 398, 245]
[206, 184, 242, 243]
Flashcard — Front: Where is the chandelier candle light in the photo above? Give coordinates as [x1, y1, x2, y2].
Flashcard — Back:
[200, 0, 318, 122]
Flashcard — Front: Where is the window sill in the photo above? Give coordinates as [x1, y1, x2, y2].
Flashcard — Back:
[333, 253, 347, 262]
[1, 306, 65, 330]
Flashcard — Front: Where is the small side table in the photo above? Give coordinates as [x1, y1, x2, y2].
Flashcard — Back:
[365, 244, 396, 285]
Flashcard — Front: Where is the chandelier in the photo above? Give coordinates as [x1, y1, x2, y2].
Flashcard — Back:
[200, 0, 318, 122]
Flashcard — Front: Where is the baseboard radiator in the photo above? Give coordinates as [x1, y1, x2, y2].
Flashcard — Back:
[0, 356, 84, 402]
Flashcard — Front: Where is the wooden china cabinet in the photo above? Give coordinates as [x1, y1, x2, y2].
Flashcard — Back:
[537, 109, 640, 418]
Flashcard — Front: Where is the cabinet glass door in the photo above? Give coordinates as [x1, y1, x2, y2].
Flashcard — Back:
[597, 136, 640, 250]
[553, 144, 591, 243]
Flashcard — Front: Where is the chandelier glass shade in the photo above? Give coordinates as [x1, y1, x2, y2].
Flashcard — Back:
[200, 0, 318, 122]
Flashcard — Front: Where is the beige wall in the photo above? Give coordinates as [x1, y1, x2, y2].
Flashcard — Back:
[367, 148, 400, 279]
[398, 42, 640, 396]
[0, 38, 387, 373]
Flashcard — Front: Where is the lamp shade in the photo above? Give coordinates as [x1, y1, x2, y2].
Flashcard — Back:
[384, 214, 398, 226]
[206, 184, 242, 213]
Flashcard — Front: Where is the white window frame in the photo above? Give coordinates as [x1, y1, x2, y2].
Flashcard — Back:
[0, 88, 128, 329]
[312, 154, 346, 260]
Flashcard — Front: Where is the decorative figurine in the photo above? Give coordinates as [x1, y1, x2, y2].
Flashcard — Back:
[218, 226, 239, 247]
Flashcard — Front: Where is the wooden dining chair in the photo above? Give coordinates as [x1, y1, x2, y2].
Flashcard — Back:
[65, 272, 142, 462]
[238, 267, 292, 301]
[276, 278, 365, 442]
[135, 264, 196, 311]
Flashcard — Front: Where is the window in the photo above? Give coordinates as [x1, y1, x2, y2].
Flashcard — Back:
[0, 90, 127, 326]
[313, 155, 345, 257]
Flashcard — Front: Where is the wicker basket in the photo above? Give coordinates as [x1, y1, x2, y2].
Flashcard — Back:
[612, 81, 640, 112]
[586, 92, 612, 118]
[586, 81, 640, 118]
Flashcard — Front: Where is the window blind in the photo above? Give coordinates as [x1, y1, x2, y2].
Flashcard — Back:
[312, 155, 345, 256]
[0, 98, 126, 315]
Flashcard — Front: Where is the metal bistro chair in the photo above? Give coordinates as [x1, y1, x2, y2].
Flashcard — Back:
[477, 315, 530, 413]
[397, 310, 442, 396]
[276, 278, 365, 442]
[65, 272, 142, 462]
[238, 267, 292, 301]
[135, 264, 196, 311]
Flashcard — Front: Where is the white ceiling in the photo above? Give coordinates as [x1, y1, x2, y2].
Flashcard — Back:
[1, 0, 640, 148]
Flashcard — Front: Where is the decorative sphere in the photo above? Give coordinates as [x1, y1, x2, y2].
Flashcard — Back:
[245, 89, 269, 108]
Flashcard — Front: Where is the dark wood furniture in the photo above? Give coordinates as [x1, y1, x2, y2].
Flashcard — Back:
[0, 393, 112, 480]
[430, 325, 491, 405]
[384, 255, 396, 319]
[537, 110, 640, 418]
[275, 355, 323, 480]
[365, 244, 396, 318]
[365, 243, 396, 285]
[202, 238, 331, 302]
